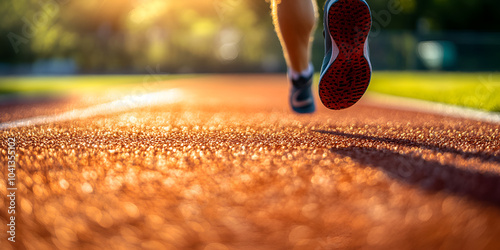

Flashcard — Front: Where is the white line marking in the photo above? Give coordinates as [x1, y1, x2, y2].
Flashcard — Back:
[365, 93, 500, 124]
[0, 89, 184, 130]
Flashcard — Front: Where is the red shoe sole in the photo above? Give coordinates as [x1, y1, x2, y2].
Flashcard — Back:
[319, 0, 372, 110]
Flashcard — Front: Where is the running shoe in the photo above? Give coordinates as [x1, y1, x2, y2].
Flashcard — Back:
[289, 69, 316, 114]
[319, 0, 372, 110]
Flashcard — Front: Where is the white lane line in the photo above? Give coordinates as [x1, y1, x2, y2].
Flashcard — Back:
[0, 89, 184, 130]
[365, 93, 500, 124]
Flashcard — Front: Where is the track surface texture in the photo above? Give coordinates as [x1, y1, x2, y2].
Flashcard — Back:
[1, 75, 500, 249]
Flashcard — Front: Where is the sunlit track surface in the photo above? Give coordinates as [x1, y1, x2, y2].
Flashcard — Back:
[1, 75, 500, 249]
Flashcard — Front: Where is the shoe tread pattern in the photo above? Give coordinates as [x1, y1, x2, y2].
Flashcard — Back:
[319, 0, 372, 110]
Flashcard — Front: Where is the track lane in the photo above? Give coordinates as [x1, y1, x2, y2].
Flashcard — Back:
[1, 75, 500, 249]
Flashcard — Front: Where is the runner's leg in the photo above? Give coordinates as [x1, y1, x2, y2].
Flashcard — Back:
[271, 0, 318, 73]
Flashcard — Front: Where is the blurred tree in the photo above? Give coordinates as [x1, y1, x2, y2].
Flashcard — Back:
[1, 0, 499, 73]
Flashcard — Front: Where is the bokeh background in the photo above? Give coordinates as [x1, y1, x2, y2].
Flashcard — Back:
[1, 0, 500, 74]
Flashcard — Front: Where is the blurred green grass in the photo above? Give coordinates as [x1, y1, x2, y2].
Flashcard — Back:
[367, 72, 500, 112]
[0, 75, 189, 97]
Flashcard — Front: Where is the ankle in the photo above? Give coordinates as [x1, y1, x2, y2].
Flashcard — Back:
[289, 63, 313, 81]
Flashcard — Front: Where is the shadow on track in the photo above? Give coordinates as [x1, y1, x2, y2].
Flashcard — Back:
[316, 130, 500, 164]
[314, 130, 500, 205]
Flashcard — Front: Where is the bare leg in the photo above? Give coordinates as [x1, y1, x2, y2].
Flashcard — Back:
[272, 0, 318, 72]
